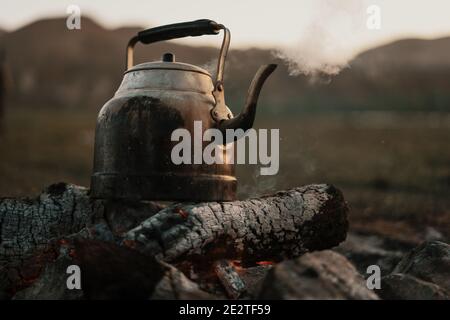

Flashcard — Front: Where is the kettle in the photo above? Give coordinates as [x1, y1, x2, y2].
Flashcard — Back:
[90, 19, 276, 201]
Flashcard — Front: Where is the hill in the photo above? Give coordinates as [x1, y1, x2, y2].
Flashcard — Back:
[1, 17, 450, 114]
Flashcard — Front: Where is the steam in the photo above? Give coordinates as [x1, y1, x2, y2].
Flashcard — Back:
[275, 0, 365, 77]
[201, 58, 218, 77]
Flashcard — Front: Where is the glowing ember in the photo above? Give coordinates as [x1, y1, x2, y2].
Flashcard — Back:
[174, 207, 189, 219]
[256, 261, 275, 266]
[230, 260, 242, 268]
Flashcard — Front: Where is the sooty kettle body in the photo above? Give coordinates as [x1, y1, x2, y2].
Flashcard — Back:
[90, 19, 276, 201]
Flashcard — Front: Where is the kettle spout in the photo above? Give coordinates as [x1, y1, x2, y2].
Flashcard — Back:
[218, 64, 277, 135]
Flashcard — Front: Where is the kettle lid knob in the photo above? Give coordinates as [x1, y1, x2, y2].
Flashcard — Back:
[162, 52, 175, 62]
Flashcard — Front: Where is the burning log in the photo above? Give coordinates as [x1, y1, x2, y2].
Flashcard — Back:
[0, 183, 347, 265]
[12, 239, 215, 300]
[258, 250, 379, 300]
[124, 184, 348, 264]
[0, 182, 348, 298]
[0, 183, 93, 264]
[214, 260, 246, 299]
[0, 183, 162, 265]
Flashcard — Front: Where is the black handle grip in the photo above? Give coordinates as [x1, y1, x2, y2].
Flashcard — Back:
[137, 19, 222, 44]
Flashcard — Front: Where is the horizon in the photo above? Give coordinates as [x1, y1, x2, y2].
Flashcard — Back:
[3, 14, 450, 59]
[2, 0, 450, 58]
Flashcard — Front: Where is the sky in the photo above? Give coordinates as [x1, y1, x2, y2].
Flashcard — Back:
[1, 0, 450, 57]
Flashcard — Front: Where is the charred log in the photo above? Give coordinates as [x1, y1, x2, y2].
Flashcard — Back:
[0, 183, 348, 264]
[214, 259, 246, 299]
[12, 239, 213, 300]
[0, 182, 348, 298]
[258, 250, 379, 300]
[124, 184, 349, 264]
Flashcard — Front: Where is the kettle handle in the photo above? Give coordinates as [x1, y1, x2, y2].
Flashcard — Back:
[126, 19, 230, 84]
[138, 19, 221, 44]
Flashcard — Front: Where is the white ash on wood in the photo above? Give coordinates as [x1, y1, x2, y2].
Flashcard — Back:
[0, 182, 349, 299]
[214, 259, 246, 299]
[124, 184, 349, 263]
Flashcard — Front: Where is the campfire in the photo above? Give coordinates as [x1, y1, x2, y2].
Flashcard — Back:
[2, 19, 447, 302]
[0, 19, 354, 300]
[0, 182, 353, 299]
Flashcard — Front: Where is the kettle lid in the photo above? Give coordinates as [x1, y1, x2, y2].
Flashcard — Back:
[125, 52, 211, 77]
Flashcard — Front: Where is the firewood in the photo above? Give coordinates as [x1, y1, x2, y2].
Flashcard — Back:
[0, 183, 348, 265]
[12, 238, 215, 300]
[0, 182, 348, 298]
[124, 184, 348, 263]
[0, 183, 162, 264]
[214, 260, 246, 299]
[258, 250, 379, 300]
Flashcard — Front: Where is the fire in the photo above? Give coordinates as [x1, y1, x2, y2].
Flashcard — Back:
[174, 207, 189, 219]
[230, 260, 242, 268]
[122, 239, 137, 249]
[256, 260, 275, 266]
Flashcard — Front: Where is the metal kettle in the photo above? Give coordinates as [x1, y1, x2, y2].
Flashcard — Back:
[90, 19, 276, 201]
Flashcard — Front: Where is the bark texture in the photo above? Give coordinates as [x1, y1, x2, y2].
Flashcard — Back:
[0, 183, 163, 264]
[0, 182, 348, 298]
[0, 183, 92, 264]
[124, 184, 348, 263]
[0, 183, 348, 264]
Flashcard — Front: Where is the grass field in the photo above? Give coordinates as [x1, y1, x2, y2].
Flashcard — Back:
[1, 108, 449, 242]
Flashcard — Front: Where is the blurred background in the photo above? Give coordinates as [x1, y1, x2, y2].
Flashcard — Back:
[0, 0, 449, 243]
